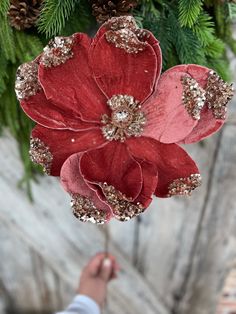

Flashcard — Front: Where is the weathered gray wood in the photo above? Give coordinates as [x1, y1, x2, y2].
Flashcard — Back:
[0, 132, 168, 314]
[0, 221, 67, 312]
[134, 134, 219, 309]
[175, 124, 236, 314]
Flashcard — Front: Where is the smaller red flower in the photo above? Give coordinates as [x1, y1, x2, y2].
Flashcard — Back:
[16, 16, 234, 224]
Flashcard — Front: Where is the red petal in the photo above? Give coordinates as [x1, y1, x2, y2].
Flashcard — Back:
[135, 160, 158, 207]
[127, 137, 200, 197]
[21, 90, 98, 130]
[60, 153, 112, 221]
[31, 125, 106, 176]
[39, 33, 109, 123]
[173, 64, 226, 144]
[80, 141, 142, 200]
[142, 64, 211, 143]
[180, 105, 224, 144]
[144, 31, 162, 89]
[90, 32, 157, 103]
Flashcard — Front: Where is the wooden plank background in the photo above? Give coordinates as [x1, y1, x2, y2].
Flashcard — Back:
[0, 53, 236, 314]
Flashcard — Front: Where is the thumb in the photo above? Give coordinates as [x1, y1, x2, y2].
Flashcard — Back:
[99, 258, 113, 282]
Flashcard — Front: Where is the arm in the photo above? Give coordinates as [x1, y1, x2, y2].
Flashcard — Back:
[56, 294, 100, 314]
[56, 253, 119, 314]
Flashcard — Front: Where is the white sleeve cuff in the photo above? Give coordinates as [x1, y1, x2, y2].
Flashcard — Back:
[58, 294, 100, 314]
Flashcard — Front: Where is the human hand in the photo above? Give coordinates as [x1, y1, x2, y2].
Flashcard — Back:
[78, 253, 119, 308]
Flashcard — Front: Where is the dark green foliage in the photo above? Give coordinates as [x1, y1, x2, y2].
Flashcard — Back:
[0, 0, 236, 197]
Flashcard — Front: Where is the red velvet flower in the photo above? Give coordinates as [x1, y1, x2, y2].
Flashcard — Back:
[16, 16, 234, 223]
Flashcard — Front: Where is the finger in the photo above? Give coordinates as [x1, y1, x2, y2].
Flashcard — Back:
[99, 258, 113, 281]
[86, 253, 106, 276]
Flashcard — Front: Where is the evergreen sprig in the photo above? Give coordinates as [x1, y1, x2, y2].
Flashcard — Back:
[38, 0, 80, 37]
[178, 0, 203, 27]
[0, 0, 9, 15]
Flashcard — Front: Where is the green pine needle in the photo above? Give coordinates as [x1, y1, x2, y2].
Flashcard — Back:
[15, 31, 43, 62]
[179, 0, 203, 27]
[0, 50, 8, 97]
[204, 38, 225, 58]
[0, 17, 15, 62]
[192, 12, 215, 46]
[61, 0, 94, 36]
[169, 10, 205, 64]
[0, 0, 10, 15]
[38, 0, 79, 37]
[143, 13, 171, 69]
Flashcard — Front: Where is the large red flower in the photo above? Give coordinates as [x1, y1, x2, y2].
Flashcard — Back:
[16, 16, 234, 223]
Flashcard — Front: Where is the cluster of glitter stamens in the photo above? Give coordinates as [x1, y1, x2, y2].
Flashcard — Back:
[71, 194, 107, 224]
[205, 70, 234, 120]
[40, 36, 74, 68]
[101, 95, 146, 142]
[181, 76, 206, 120]
[104, 16, 138, 32]
[15, 61, 41, 100]
[104, 16, 149, 54]
[105, 28, 147, 54]
[100, 183, 144, 221]
[167, 174, 202, 197]
[29, 138, 53, 175]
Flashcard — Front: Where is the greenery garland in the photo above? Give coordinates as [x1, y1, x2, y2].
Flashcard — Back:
[0, 0, 235, 199]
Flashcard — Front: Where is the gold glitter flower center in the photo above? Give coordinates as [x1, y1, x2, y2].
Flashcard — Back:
[101, 95, 146, 142]
[111, 106, 133, 128]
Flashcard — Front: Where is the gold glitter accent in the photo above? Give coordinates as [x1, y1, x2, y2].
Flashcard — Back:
[167, 174, 202, 197]
[29, 137, 53, 175]
[100, 183, 144, 221]
[105, 28, 146, 54]
[15, 61, 42, 100]
[104, 16, 138, 32]
[104, 16, 149, 40]
[205, 70, 234, 120]
[71, 194, 107, 224]
[181, 76, 206, 120]
[41, 36, 74, 68]
[101, 95, 146, 142]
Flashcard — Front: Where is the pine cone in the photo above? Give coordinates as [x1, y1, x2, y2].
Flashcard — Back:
[91, 0, 138, 24]
[8, 0, 43, 30]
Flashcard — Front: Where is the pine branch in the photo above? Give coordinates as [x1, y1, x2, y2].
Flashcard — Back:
[0, 0, 10, 14]
[0, 17, 15, 62]
[169, 9, 205, 64]
[61, 0, 94, 36]
[143, 11, 171, 69]
[192, 12, 215, 46]
[0, 50, 8, 97]
[179, 0, 203, 27]
[38, 0, 79, 37]
[15, 31, 43, 62]
[204, 38, 225, 58]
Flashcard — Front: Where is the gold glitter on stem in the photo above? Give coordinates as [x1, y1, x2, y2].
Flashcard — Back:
[167, 174, 202, 197]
